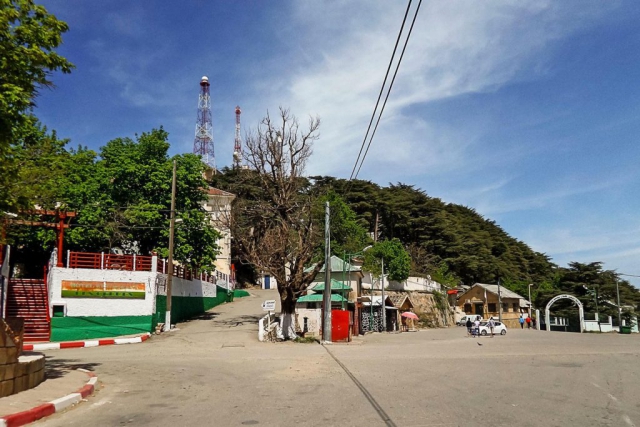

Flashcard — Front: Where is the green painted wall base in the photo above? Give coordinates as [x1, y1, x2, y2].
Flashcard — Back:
[52, 286, 234, 342]
[234, 289, 250, 298]
[51, 315, 153, 342]
[153, 286, 231, 329]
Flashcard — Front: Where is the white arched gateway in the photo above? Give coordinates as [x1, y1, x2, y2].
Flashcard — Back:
[545, 294, 584, 333]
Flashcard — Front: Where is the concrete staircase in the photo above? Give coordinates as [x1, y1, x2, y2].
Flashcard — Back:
[6, 278, 50, 342]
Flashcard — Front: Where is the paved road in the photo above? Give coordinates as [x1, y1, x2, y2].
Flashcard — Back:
[35, 291, 640, 426]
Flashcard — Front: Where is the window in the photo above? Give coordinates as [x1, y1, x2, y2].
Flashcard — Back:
[502, 303, 509, 313]
[488, 303, 497, 313]
[513, 303, 518, 312]
[464, 303, 472, 314]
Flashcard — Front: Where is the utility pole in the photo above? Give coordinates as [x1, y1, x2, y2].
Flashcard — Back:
[164, 160, 177, 332]
[616, 279, 622, 329]
[322, 201, 332, 342]
[497, 278, 502, 323]
[381, 258, 386, 332]
[528, 283, 533, 319]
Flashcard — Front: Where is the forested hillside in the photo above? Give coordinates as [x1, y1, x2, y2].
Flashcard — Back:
[310, 177, 554, 286]
[212, 171, 640, 317]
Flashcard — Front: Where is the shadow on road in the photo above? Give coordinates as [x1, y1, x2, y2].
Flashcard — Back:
[43, 356, 101, 379]
[186, 312, 220, 321]
[211, 314, 262, 328]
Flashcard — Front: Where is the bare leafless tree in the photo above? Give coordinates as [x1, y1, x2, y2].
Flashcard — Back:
[232, 108, 323, 338]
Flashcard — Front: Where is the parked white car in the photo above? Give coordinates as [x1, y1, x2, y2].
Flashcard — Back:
[457, 315, 483, 326]
[478, 321, 507, 336]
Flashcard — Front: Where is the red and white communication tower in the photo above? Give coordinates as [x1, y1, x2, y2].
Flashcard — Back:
[233, 106, 242, 169]
[193, 76, 215, 170]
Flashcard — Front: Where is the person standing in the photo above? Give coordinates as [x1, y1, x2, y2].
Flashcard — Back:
[473, 316, 481, 338]
[466, 318, 473, 337]
[526, 316, 532, 329]
[487, 317, 496, 338]
[519, 315, 525, 329]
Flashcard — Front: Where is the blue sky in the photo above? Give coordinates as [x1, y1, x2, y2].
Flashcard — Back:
[35, 1, 640, 286]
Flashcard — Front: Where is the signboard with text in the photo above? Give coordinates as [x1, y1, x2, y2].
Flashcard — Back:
[262, 300, 276, 311]
[61, 280, 146, 299]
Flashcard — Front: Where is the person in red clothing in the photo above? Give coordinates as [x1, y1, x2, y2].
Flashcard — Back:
[526, 316, 532, 329]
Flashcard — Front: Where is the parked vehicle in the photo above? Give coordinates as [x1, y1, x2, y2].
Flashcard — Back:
[457, 315, 483, 326]
[478, 320, 507, 336]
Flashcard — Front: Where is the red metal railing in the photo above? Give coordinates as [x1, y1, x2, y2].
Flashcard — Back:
[66, 251, 226, 286]
[68, 252, 154, 272]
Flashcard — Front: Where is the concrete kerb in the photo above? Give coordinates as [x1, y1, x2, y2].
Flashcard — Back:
[0, 369, 98, 427]
[22, 333, 151, 351]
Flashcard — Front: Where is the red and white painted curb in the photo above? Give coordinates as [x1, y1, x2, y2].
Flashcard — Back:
[23, 333, 151, 352]
[0, 369, 97, 427]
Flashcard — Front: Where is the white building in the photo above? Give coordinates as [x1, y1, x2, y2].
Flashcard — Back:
[202, 187, 235, 279]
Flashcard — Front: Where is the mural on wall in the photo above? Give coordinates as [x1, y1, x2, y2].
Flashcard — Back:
[61, 280, 146, 299]
[360, 307, 383, 333]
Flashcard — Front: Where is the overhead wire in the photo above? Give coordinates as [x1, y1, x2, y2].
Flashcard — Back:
[349, 0, 423, 185]
[348, 0, 414, 182]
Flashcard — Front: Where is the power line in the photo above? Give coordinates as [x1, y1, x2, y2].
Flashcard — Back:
[349, 0, 413, 182]
[354, 0, 423, 181]
[350, 0, 423, 183]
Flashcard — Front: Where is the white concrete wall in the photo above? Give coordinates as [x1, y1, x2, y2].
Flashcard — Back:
[155, 274, 217, 298]
[388, 276, 442, 293]
[259, 274, 278, 290]
[295, 308, 321, 336]
[49, 267, 157, 317]
[584, 317, 639, 333]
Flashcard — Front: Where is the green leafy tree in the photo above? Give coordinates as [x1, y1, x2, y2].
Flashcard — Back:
[363, 238, 410, 282]
[6, 127, 222, 273]
[314, 190, 371, 258]
[0, 0, 73, 211]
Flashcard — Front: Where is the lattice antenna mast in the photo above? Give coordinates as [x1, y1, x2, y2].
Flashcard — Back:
[233, 106, 242, 169]
[193, 76, 215, 171]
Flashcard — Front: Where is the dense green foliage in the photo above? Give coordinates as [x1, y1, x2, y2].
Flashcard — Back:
[6, 124, 222, 275]
[363, 239, 411, 282]
[308, 177, 639, 313]
[311, 177, 554, 286]
[0, 0, 73, 211]
[314, 190, 371, 258]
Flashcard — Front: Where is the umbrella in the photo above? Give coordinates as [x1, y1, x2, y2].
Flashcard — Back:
[401, 312, 418, 320]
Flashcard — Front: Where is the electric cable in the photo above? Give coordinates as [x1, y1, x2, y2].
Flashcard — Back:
[348, 0, 414, 182]
[353, 0, 423, 181]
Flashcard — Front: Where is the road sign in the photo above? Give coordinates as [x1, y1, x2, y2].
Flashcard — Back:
[262, 300, 276, 312]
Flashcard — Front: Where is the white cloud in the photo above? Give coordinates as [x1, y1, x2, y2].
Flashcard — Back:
[251, 1, 615, 179]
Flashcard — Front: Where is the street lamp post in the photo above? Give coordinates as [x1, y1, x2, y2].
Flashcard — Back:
[528, 283, 533, 319]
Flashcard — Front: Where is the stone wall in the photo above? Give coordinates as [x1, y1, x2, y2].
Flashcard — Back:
[0, 321, 45, 397]
[387, 290, 454, 328]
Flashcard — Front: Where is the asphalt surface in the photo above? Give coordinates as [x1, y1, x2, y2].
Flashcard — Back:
[34, 290, 640, 427]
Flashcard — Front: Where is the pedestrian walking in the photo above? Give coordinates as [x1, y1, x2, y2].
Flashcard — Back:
[487, 317, 496, 337]
[466, 318, 473, 337]
[519, 315, 525, 329]
[532, 317, 537, 329]
[473, 316, 481, 338]
[526, 316, 532, 329]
